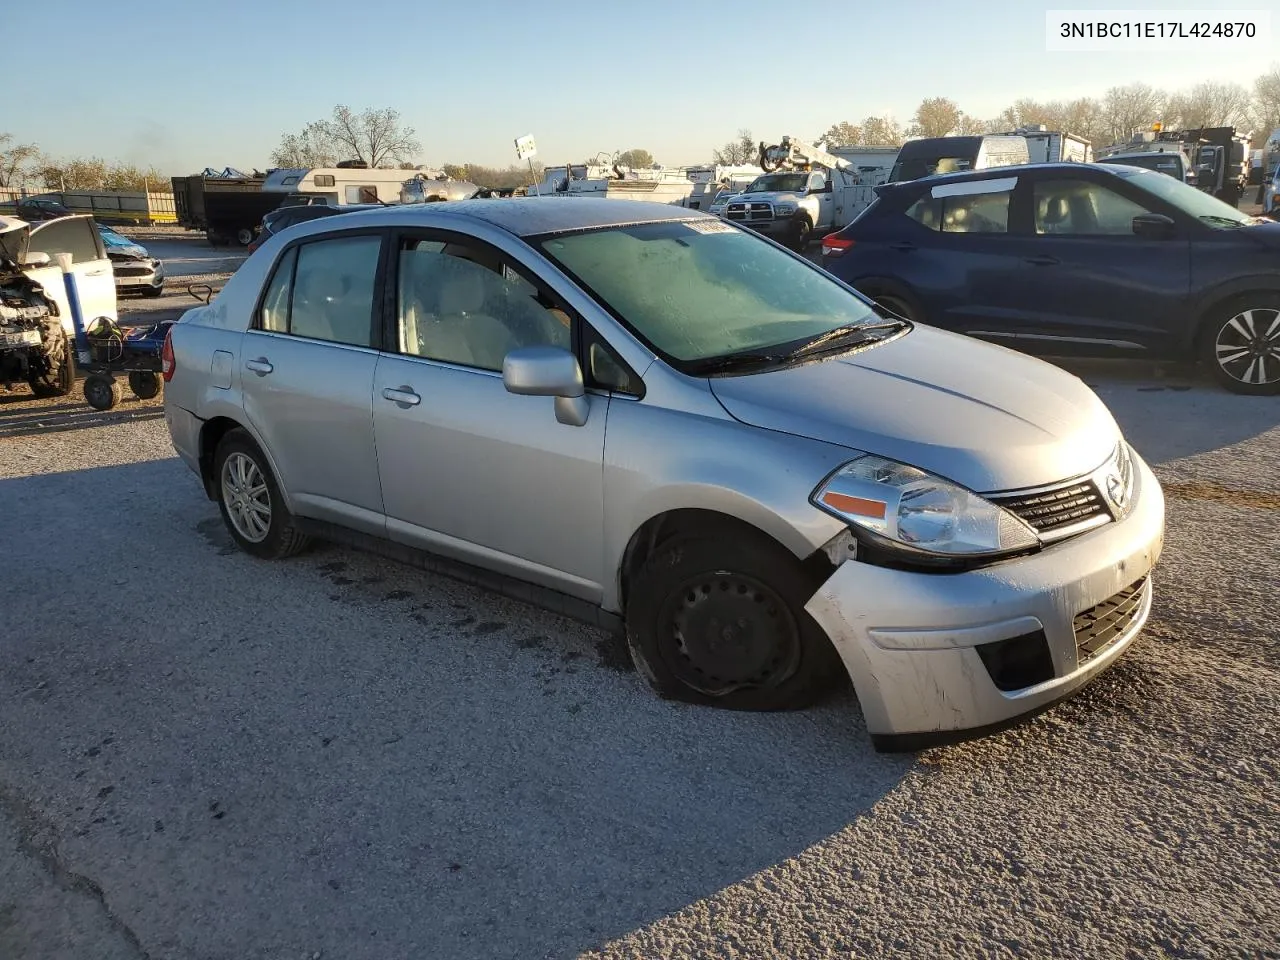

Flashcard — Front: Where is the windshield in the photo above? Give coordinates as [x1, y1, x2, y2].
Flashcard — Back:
[744, 173, 807, 193]
[1120, 168, 1255, 226]
[889, 155, 974, 183]
[536, 220, 886, 370]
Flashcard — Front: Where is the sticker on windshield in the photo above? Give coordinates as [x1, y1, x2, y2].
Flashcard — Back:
[683, 219, 737, 235]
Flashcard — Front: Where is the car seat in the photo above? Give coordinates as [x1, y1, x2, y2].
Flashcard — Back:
[426, 259, 518, 370]
[1041, 195, 1071, 233]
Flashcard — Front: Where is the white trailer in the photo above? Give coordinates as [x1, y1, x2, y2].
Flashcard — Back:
[1003, 126, 1093, 164]
[262, 166, 445, 205]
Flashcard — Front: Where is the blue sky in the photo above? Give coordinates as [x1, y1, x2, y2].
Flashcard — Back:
[8, 0, 1275, 174]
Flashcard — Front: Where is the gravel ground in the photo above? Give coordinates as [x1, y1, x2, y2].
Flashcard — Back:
[0, 359, 1276, 960]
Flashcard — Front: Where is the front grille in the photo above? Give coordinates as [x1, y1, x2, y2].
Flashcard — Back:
[725, 201, 772, 222]
[990, 479, 1110, 538]
[114, 265, 152, 277]
[1073, 577, 1148, 664]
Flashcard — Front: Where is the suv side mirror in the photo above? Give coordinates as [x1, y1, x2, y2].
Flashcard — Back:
[502, 346, 590, 426]
[1132, 213, 1176, 240]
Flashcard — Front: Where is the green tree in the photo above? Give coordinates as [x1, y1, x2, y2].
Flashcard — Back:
[617, 148, 655, 168]
[909, 97, 963, 138]
[861, 116, 905, 147]
[820, 122, 863, 147]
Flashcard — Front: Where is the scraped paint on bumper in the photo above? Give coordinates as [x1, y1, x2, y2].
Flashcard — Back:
[805, 452, 1165, 749]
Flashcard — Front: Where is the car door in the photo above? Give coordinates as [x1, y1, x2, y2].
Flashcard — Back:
[238, 230, 387, 536]
[889, 174, 1029, 333]
[808, 172, 834, 227]
[997, 171, 1192, 353]
[25, 216, 118, 325]
[371, 228, 608, 601]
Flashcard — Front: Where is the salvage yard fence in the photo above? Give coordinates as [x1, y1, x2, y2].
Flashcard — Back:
[0, 187, 178, 225]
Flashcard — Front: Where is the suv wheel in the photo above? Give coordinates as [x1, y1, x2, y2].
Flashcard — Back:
[791, 215, 813, 251]
[213, 429, 311, 559]
[624, 527, 844, 710]
[1201, 296, 1280, 395]
[27, 334, 75, 398]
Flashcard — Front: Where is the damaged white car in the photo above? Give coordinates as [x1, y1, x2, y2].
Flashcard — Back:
[162, 199, 1165, 750]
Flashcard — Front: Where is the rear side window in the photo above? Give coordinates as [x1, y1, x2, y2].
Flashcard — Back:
[27, 218, 102, 263]
[258, 235, 381, 346]
[906, 188, 1012, 234]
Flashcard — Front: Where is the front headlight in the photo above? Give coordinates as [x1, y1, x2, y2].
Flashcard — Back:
[811, 455, 1040, 560]
[773, 202, 797, 216]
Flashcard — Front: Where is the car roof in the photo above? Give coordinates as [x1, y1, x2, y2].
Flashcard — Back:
[327, 197, 706, 238]
[877, 161, 1140, 194]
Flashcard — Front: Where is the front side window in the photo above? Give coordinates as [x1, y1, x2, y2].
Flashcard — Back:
[259, 235, 380, 346]
[537, 220, 884, 368]
[28, 218, 102, 262]
[1115, 167, 1256, 228]
[396, 237, 571, 372]
[1033, 179, 1151, 235]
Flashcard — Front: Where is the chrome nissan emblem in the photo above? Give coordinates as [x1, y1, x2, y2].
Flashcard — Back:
[1107, 472, 1128, 509]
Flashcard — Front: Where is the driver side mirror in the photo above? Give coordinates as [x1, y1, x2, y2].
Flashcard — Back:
[502, 346, 590, 426]
[1132, 213, 1176, 240]
[19, 251, 51, 267]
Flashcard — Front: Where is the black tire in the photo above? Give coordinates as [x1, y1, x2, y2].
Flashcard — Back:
[83, 374, 121, 411]
[1199, 295, 1280, 396]
[27, 334, 75, 398]
[791, 214, 813, 251]
[624, 525, 844, 711]
[128, 370, 161, 400]
[871, 293, 918, 323]
[213, 428, 311, 560]
[142, 284, 164, 298]
[235, 227, 255, 247]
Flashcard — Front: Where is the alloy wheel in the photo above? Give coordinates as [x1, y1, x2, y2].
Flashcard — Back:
[221, 452, 272, 543]
[1214, 307, 1280, 386]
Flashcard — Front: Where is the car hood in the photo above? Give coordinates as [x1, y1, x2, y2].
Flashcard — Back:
[0, 215, 30, 267]
[707, 325, 1121, 493]
[106, 244, 151, 261]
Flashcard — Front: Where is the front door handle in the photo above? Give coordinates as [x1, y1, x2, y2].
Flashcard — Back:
[85, 268, 109, 277]
[245, 358, 273, 375]
[889, 241, 916, 252]
[1024, 255, 1060, 266]
[382, 386, 421, 407]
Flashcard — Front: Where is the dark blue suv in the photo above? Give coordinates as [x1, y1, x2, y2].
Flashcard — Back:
[820, 162, 1280, 395]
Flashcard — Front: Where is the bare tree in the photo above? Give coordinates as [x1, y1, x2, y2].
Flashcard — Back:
[1102, 83, 1166, 142]
[617, 148, 655, 168]
[1256, 65, 1280, 131]
[1166, 81, 1254, 129]
[953, 113, 988, 136]
[819, 121, 863, 147]
[0, 133, 41, 188]
[861, 116, 905, 147]
[712, 129, 758, 165]
[270, 121, 339, 168]
[271, 105, 421, 170]
[910, 98, 963, 138]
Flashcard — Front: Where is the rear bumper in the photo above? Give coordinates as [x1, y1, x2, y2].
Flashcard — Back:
[805, 452, 1165, 749]
[165, 402, 203, 476]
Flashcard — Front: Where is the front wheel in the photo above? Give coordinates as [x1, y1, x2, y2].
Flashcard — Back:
[624, 528, 844, 710]
[28, 334, 75, 398]
[214, 429, 311, 559]
[790, 215, 813, 251]
[1201, 297, 1280, 395]
[83, 374, 122, 411]
[235, 227, 255, 247]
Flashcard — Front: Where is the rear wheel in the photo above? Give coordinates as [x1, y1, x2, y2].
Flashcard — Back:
[1201, 296, 1280, 395]
[235, 227, 255, 247]
[28, 334, 75, 398]
[214, 429, 311, 560]
[624, 526, 844, 710]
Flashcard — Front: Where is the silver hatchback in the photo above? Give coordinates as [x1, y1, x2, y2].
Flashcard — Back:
[162, 198, 1165, 749]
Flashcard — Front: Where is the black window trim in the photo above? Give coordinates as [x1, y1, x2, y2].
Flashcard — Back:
[249, 225, 391, 351]
[382, 226, 644, 398]
[1021, 168, 1203, 238]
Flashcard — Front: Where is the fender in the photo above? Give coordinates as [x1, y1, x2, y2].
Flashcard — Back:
[1184, 273, 1280, 352]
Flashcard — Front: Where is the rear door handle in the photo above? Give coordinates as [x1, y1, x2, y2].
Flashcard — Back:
[382, 386, 421, 407]
[245, 358, 273, 375]
[1023, 255, 1060, 266]
[890, 241, 916, 252]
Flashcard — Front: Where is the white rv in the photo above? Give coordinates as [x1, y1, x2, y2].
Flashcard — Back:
[1002, 126, 1093, 164]
[262, 165, 446, 205]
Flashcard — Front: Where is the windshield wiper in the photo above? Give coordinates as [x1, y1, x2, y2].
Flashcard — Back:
[784, 319, 908, 360]
[687, 350, 794, 375]
[1199, 215, 1248, 227]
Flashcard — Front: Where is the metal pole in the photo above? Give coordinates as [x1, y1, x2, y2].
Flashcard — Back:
[529, 158, 539, 196]
[55, 253, 91, 365]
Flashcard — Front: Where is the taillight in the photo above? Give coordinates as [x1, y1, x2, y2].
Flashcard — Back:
[161, 326, 176, 382]
[821, 235, 855, 258]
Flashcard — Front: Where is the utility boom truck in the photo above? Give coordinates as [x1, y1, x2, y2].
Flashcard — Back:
[719, 136, 884, 250]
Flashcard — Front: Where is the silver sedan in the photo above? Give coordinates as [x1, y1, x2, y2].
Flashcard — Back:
[161, 198, 1165, 749]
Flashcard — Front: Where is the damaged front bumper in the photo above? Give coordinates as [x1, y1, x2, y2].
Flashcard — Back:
[805, 451, 1165, 751]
